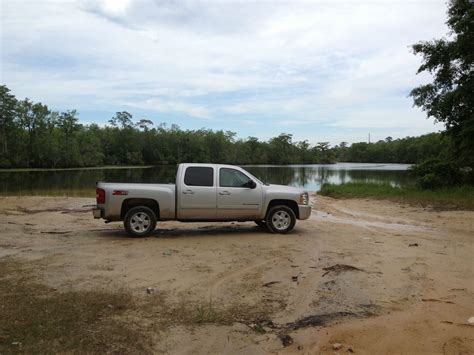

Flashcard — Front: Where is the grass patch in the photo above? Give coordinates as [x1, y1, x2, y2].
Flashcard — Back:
[194, 299, 220, 324]
[319, 182, 474, 210]
[145, 293, 272, 328]
[0, 259, 151, 354]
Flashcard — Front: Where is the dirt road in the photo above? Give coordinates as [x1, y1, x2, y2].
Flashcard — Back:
[0, 195, 473, 354]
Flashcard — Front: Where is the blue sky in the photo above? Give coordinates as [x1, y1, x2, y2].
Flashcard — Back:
[1, 0, 448, 145]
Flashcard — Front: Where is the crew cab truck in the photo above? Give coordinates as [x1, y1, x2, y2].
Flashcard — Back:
[93, 163, 311, 237]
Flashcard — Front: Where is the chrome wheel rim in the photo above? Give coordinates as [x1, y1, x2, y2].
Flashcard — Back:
[272, 211, 291, 231]
[130, 212, 151, 233]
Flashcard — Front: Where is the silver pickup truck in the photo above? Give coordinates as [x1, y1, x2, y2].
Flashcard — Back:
[93, 163, 311, 237]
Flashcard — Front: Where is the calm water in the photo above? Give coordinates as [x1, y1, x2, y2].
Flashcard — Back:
[0, 163, 412, 196]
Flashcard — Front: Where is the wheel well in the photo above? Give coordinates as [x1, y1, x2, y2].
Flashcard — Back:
[121, 198, 160, 219]
[266, 199, 299, 219]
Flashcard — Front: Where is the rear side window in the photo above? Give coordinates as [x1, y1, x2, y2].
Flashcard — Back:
[184, 167, 214, 187]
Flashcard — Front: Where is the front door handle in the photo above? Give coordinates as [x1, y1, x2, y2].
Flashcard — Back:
[182, 189, 194, 194]
[219, 191, 231, 195]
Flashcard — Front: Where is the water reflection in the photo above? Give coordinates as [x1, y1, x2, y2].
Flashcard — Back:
[1, 163, 411, 196]
[0, 167, 176, 196]
[244, 164, 411, 191]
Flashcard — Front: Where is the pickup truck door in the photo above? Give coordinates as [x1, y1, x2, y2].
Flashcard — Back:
[178, 166, 217, 219]
[217, 167, 263, 219]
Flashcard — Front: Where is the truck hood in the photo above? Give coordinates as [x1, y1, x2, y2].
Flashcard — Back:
[266, 184, 307, 194]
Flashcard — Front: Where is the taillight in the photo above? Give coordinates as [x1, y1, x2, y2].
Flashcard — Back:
[96, 188, 105, 204]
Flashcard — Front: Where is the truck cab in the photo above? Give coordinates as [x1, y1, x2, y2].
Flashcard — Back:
[177, 164, 263, 220]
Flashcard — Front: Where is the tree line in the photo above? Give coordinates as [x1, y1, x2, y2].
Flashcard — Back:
[0, 85, 450, 169]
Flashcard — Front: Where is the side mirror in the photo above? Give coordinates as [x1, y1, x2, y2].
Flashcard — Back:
[245, 180, 257, 189]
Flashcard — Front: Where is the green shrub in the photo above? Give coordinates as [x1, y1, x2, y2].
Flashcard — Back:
[410, 159, 462, 189]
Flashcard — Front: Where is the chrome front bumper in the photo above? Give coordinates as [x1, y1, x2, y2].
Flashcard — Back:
[298, 204, 312, 220]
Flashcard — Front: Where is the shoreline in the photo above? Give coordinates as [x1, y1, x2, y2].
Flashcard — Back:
[0, 162, 413, 173]
[320, 182, 474, 210]
[0, 165, 157, 173]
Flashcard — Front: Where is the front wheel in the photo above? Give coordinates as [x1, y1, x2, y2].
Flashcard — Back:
[266, 205, 296, 234]
[124, 206, 157, 237]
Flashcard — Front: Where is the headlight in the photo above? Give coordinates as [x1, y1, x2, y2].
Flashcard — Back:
[300, 192, 309, 205]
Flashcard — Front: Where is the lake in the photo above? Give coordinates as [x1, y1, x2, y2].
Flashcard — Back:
[0, 163, 412, 196]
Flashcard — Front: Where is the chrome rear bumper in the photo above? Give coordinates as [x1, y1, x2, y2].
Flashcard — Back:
[92, 208, 102, 219]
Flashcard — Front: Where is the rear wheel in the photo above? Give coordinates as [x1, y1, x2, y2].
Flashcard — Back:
[124, 206, 157, 237]
[266, 205, 296, 234]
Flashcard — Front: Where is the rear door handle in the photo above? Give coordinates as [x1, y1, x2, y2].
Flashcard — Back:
[182, 189, 194, 194]
[219, 191, 231, 195]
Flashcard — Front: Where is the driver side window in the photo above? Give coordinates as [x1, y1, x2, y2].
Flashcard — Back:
[220, 168, 251, 188]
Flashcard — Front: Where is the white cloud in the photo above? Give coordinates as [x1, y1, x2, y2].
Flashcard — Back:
[0, 0, 449, 142]
[100, 0, 132, 16]
[126, 98, 212, 120]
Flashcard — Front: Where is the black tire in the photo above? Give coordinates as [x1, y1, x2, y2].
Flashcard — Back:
[265, 205, 296, 234]
[254, 220, 266, 227]
[124, 206, 157, 237]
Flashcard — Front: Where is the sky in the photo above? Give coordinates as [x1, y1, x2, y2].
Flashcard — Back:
[1, 0, 449, 145]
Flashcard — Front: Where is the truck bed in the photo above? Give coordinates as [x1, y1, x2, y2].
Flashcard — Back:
[96, 182, 176, 220]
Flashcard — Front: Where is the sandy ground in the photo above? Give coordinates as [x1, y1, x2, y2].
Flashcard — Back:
[0, 195, 473, 354]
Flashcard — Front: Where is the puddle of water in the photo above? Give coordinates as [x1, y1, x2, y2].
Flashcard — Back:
[332, 206, 401, 221]
[312, 210, 428, 232]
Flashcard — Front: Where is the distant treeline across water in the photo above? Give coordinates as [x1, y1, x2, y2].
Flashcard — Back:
[0, 85, 449, 169]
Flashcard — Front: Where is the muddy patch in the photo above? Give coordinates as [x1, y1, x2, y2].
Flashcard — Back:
[286, 304, 380, 331]
[322, 264, 365, 276]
